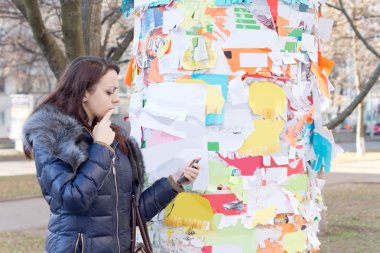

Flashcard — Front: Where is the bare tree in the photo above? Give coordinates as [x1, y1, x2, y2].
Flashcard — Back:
[1, 0, 133, 92]
[324, 0, 380, 130]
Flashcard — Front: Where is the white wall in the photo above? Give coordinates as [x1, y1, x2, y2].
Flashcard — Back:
[0, 94, 11, 139]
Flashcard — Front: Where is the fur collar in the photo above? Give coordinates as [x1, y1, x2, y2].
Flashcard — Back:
[22, 105, 145, 182]
[23, 104, 90, 170]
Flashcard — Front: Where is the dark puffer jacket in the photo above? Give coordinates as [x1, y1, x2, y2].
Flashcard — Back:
[23, 105, 181, 253]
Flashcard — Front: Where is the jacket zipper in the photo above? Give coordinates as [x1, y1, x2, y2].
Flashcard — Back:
[112, 143, 121, 253]
[74, 233, 84, 253]
[99, 166, 112, 190]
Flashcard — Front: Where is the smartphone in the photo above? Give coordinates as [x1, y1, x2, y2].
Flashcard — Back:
[177, 159, 200, 184]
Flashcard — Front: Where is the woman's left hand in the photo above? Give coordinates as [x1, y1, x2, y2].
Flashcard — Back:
[171, 157, 201, 185]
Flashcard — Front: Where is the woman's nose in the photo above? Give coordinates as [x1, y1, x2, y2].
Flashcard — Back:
[113, 93, 120, 104]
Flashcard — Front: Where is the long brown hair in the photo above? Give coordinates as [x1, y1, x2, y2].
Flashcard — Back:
[24, 56, 129, 158]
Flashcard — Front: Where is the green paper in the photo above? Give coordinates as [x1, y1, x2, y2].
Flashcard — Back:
[285, 41, 297, 52]
[283, 174, 308, 202]
[283, 231, 307, 253]
[208, 142, 220, 151]
[206, 184, 218, 193]
[206, 24, 213, 33]
[236, 24, 260, 30]
[236, 19, 257, 24]
[211, 213, 223, 230]
[235, 13, 254, 19]
[234, 7, 250, 13]
[208, 160, 233, 186]
[229, 176, 241, 185]
[288, 28, 303, 38]
[284, 174, 308, 192]
[186, 26, 201, 36]
[192, 37, 199, 47]
[230, 184, 244, 201]
[205, 222, 257, 253]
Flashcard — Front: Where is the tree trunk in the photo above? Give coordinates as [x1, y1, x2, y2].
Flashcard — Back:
[60, 0, 85, 61]
[82, 0, 102, 56]
[352, 2, 365, 156]
[355, 59, 366, 156]
[11, 0, 66, 79]
[356, 102, 366, 156]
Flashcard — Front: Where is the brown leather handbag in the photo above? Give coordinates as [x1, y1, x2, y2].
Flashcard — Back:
[130, 195, 153, 253]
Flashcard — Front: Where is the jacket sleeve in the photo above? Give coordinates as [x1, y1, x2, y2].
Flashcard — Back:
[35, 142, 114, 213]
[138, 177, 178, 223]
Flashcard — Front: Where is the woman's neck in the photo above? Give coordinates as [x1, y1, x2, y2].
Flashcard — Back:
[88, 117, 94, 126]
[82, 105, 94, 125]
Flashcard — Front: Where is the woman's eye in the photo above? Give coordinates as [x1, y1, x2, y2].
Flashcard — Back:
[106, 91, 113, 95]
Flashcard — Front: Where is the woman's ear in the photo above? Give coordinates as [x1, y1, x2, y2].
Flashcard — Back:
[83, 91, 89, 102]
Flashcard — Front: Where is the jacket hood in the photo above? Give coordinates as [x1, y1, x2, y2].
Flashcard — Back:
[23, 104, 90, 170]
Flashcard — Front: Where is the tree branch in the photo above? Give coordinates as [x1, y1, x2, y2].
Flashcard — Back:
[11, 0, 66, 79]
[101, 11, 122, 57]
[9, 0, 27, 17]
[325, 2, 341, 12]
[327, 0, 380, 60]
[109, 28, 133, 62]
[325, 62, 380, 129]
[101, 7, 119, 24]
[15, 41, 43, 55]
[60, 0, 85, 60]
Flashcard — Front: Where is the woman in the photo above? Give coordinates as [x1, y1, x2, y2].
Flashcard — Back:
[22, 56, 201, 253]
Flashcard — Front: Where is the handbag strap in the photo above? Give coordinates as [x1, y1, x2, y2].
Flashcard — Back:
[134, 197, 153, 253]
[131, 197, 137, 253]
[131, 195, 153, 253]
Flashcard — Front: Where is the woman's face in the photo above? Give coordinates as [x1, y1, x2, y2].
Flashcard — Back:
[83, 70, 120, 122]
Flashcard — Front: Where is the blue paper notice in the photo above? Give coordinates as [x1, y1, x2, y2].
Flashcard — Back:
[312, 132, 332, 172]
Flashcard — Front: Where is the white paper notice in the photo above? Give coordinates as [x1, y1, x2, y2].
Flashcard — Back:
[228, 77, 249, 105]
[141, 139, 208, 191]
[163, 9, 184, 34]
[256, 185, 293, 214]
[240, 53, 268, 68]
[194, 37, 209, 62]
[143, 99, 188, 121]
[268, 52, 283, 65]
[223, 104, 254, 131]
[159, 54, 180, 75]
[301, 33, 316, 52]
[212, 245, 243, 253]
[266, 167, 288, 184]
[272, 154, 289, 165]
[263, 156, 271, 166]
[282, 53, 297, 65]
[308, 51, 318, 63]
[319, 18, 334, 41]
[212, 29, 278, 49]
[139, 112, 187, 138]
[145, 82, 208, 122]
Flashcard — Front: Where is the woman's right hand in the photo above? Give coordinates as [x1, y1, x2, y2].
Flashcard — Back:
[92, 109, 115, 145]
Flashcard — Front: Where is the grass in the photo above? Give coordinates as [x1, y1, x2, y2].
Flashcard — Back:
[0, 230, 45, 253]
[0, 175, 41, 201]
[0, 149, 25, 162]
[319, 183, 380, 253]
